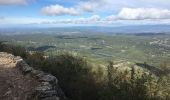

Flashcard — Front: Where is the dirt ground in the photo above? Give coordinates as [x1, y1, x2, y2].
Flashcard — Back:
[0, 55, 39, 100]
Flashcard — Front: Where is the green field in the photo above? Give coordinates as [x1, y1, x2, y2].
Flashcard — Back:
[1, 33, 170, 67]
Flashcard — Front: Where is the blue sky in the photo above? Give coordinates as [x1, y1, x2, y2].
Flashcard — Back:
[1, 0, 170, 26]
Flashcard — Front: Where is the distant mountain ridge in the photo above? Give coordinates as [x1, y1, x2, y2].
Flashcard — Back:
[0, 24, 170, 35]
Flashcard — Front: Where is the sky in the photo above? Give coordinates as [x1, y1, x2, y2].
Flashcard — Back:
[1, 0, 170, 27]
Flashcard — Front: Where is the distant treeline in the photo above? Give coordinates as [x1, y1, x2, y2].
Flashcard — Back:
[55, 35, 88, 39]
[135, 33, 167, 36]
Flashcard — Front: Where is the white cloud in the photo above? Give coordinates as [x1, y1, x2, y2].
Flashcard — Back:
[88, 15, 101, 22]
[47, 15, 100, 24]
[105, 15, 116, 21]
[0, 17, 51, 25]
[2, 14, 170, 26]
[41, 0, 170, 16]
[117, 8, 170, 20]
[74, 15, 101, 24]
[0, 0, 27, 5]
[78, 0, 106, 12]
[79, 2, 94, 12]
[78, 0, 170, 13]
[37, 15, 101, 24]
[41, 4, 80, 16]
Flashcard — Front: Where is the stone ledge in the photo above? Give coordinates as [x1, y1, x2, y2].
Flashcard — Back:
[5, 54, 68, 100]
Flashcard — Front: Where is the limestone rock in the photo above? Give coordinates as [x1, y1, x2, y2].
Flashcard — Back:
[39, 74, 57, 83]
[14, 56, 23, 62]
[36, 82, 53, 92]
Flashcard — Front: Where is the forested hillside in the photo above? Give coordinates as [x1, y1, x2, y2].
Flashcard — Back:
[0, 41, 170, 100]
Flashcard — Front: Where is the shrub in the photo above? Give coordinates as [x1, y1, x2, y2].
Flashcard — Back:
[42, 53, 100, 100]
[0, 42, 27, 58]
[25, 52, 45, 69]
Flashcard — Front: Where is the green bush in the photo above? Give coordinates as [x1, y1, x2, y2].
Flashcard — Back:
[42, 53, 100, 100]
[100, 62, 170, 100]
[0, 42, 27, 58]
[25, 52, 45, 69]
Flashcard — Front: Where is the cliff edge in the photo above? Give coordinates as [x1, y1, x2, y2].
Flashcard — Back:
[0, 52, 66, 100]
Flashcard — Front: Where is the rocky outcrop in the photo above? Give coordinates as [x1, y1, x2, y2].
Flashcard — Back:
[16, 58, 67, 100]
[0, 52, 67, 100]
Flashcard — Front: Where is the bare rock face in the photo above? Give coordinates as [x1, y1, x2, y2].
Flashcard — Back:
[17, 61, 33, 74]
[39, 74, 57, 83]
[36, 82, 53, 92]
[31, 69, 45, 79]
[0, 52, 67, 100]
[17, 58, 67, 100]
[0, 52, 39, 100]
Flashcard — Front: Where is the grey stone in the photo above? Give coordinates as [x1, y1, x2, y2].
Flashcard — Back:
[36, 82, 53, 92]
[16, 60, 27, 68]
[41, 96, 60, 100]
[39, 74, 57, 83]
[39, 90, 57, 98]
[31, 69, 45, 79]
[14, 56, 23, 62]
[22, 65, 33, 73]
[16, 61, 23, 68]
